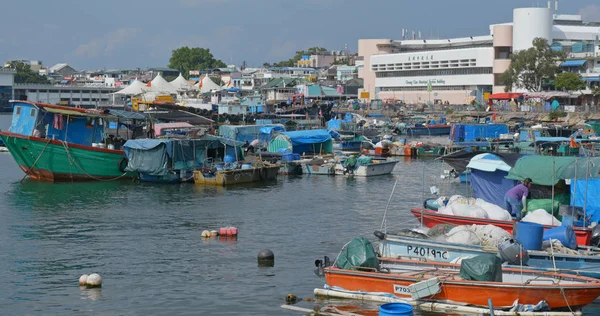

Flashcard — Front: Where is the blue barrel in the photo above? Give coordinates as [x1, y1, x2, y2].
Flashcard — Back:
[516, 221, 543, 251]
[379, 303, 414, 316]
[543, 225, 577, 250]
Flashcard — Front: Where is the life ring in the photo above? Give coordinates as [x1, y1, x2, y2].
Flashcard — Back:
[118, 157, 129, 173]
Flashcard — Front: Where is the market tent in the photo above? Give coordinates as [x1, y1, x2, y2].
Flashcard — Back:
[149, 74, 178, 94]
[114, 80, 148, 95]
[197, 75, 221, 93]
[170, 73, 196, 90]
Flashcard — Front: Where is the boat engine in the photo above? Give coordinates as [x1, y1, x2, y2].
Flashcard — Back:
[498, 238, 529, 265]
[314, 256, 331, 277]
[591, 225, 600, 248]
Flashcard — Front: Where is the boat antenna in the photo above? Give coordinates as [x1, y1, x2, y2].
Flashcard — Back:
[380, 177, 400, 234]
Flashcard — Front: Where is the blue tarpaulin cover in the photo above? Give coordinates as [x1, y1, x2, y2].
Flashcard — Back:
[470, 169, 517, 208]
[123, 139, 171, 176]
[451, 124, 509, 142]
[571, 179, 600, 224]
[283, 129, 332, 145]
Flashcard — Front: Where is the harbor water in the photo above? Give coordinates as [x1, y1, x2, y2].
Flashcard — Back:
[1, 114, 600, 315]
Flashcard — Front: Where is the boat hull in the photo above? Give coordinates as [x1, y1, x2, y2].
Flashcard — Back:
[193, 166, 279, 186]
[404, 126, 451, 137]
[302, 163, 335, 175]
[0, 132, 132, 182]
[335, 160, 398, 177]
[411, 208, 592, 246]
[380, 235, 600, 279]
[325, 262, 600, 309]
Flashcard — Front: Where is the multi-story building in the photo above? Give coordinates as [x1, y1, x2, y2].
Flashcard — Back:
[358, 2, 600, 105]
[0, 68, 15, 112]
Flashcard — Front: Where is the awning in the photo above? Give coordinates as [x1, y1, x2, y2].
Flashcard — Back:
[488, 92, 523, 100]
[109, 109, 147, 120]
[561, 60, 586, 67]
[585, 77, 600, 82]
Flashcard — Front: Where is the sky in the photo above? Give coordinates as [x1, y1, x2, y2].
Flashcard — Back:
[1, 0, 599, 71]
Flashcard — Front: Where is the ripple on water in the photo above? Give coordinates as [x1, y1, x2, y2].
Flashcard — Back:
[1, 151, 598, 315]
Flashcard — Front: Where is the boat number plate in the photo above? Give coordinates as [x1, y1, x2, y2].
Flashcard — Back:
[393, 284, 411, 295]
[406, 245, 449, 260]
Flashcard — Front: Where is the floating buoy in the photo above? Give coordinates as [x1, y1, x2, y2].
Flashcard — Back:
[201, 230, 211, 238]
[86, 273, 102, 288]
[285, 293, 298, 304]
[210, 230, 218, 237]
[219, 227, 238, 237]
[79, 274, 89, 286]
[258, 249, 274, 267]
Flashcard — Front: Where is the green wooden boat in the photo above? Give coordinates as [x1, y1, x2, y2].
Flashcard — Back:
[0, 101, 135, 182]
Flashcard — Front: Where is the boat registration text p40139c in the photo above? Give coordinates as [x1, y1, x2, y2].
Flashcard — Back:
[406, 245, 449, 260]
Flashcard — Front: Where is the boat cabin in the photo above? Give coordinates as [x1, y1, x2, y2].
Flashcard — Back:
[9, 101, 106, 147]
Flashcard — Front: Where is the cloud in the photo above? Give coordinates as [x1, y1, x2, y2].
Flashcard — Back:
[579, 5, 600, 22]
[73, 28, 141, 58]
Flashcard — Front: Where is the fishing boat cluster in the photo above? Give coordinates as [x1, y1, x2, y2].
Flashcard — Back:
[6, 100, 600, 314]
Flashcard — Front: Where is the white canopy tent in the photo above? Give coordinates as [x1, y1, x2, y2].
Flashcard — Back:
[197, 75, 221, 93]
[114, 80, 149, 95]
[149, 74, 178, 94]
[170, 73, 196, 90]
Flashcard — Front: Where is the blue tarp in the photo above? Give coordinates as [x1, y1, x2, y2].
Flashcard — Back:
[561, 60, 586, 67]
[470, 169, 518, 208]
[123, 139, 171, 176]
[283, 129, 332, 145]
[451, 124, 509, 142]
[124, 139, 172, 156]
[571, 179, 600, 224]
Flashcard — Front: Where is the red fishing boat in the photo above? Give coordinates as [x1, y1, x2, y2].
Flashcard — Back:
[324, 257, 600, 310]
[411, 208, 593, 246]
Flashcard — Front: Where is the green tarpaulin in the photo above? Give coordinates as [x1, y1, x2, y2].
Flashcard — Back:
[507, 156, 600, 186]
[335, 237, 379, 271]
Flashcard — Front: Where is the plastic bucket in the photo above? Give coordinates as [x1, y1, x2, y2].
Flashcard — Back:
[516, 221, 543, 251]
[543, 225, 577, 250]
[379, 303, 414, 316]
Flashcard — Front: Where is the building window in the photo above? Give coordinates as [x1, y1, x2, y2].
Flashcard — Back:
[375, 67, 492, 78]
[379, 85, 473, 91]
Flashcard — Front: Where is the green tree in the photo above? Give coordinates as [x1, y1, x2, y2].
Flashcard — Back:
[500, 38, 566, 92]
[168, 47, 227, 78]
[8, 61, 50, 84]
[555, 72, 586, 92]
[592, 86, 600, 106]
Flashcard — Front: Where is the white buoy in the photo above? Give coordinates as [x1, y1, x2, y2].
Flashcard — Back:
[79, 274, 89, 286]
[86, 273, 102, 287]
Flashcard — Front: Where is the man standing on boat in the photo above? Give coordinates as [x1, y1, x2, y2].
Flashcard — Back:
[504, 178, 532, 220]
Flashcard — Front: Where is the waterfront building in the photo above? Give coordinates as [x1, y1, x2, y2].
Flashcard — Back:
[13, 83, 120, 108]
[0, 68, 15, 112]
[358, 3, 600, 105]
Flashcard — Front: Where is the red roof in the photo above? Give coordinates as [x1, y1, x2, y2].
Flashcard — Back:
[488, 92, 523, 100]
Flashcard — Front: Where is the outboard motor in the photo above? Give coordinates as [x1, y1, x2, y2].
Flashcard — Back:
[314, 256, 331, 278]
[591, 225, 600, 248]
[498, 238, 529, 265]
